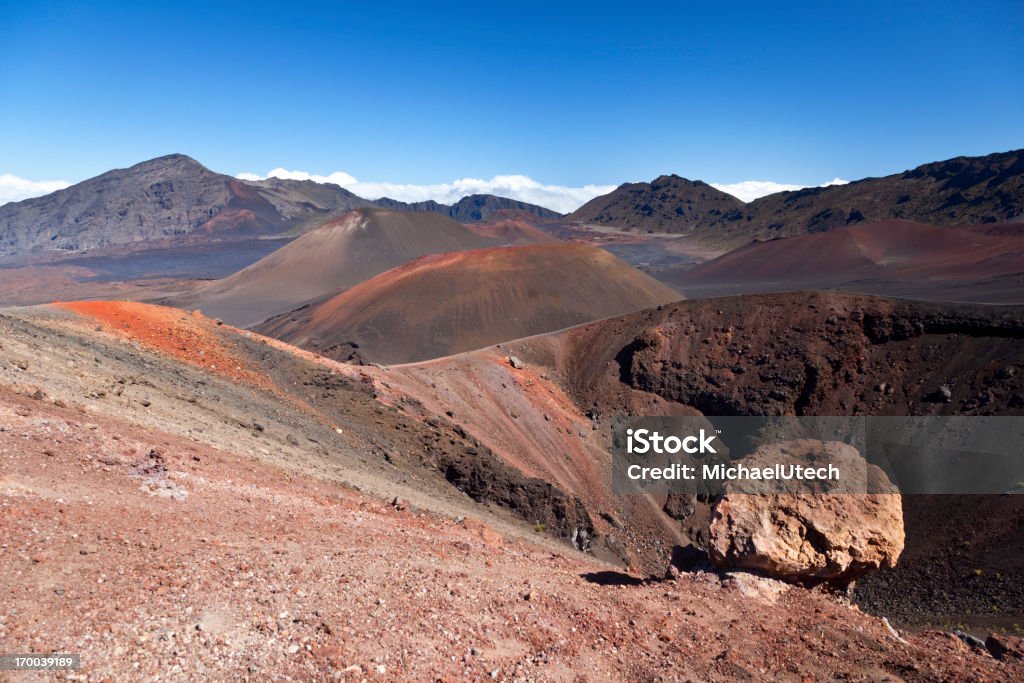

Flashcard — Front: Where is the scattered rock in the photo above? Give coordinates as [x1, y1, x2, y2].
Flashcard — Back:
[508, 356, 524, 370]
[954, 630, 987, 651]
[391, 496, 408, 511]
[252, 422, 265, 432]
[599, 511, 624, 530]
[285, 434, 300, 446]
[881, 617, 909, 645]
[667, 544, 711, 574]
[986, 633, 1024, 660]
[927, 384, 953, 403]
[723, 572, 790, 605]
[662, 493, 696, 521]
[140, 399, 151, 407]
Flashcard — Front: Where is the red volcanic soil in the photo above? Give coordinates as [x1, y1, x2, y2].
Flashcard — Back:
[177, 208, 498, 328]
[373, 346, 697, 570]
[196, 179, 287, 235]
[2, 385, 1016, 680]
[53, 300, 271, 390]
[255, 243, 682, 364]
[673, 220, 1024, 303]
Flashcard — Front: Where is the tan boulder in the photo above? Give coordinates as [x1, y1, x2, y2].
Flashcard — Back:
[708, 439, 904, 585]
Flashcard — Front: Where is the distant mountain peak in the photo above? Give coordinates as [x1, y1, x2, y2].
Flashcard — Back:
[567, 174, 744, 233]
[566, 149, 1024, 245]
[128, 153, 209, 172]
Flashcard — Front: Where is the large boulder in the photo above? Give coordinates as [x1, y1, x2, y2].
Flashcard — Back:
[708, 439, 904, 586]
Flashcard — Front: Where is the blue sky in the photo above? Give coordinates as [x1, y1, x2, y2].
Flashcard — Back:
[1, 1, 1021, 208]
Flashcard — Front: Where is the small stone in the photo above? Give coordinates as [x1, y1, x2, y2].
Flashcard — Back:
[954, 630, 986, 650]
[508, 356, 524, 370]
[252, 422, 265, 432]
[391, 496, 408, 511]
[524, 590, 538, 602]
[986, 633, 1024, 660]
[286, 434, 299, 446]
[140, 400, 151, 408]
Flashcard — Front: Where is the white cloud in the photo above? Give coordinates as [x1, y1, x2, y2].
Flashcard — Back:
[711, 177, 849, 203]
[1, 166, 853, 212]
[237, 168, 616, 214]
[0, 174, 71, 205]
[236, 167, 359, 187]
[238, 167, 852, 210]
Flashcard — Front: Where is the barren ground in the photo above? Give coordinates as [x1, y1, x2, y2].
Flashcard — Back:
[1, 301, 1022, 681]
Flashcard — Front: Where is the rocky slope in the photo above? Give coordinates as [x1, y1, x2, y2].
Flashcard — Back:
[541, 291, 1024, 418]
[490, 291, 1024, 631]
[254, 243, 682, 364]
[2, 300, 1022, 680]
[0, 155, 560, 261]
[567, 149, 1024, 245]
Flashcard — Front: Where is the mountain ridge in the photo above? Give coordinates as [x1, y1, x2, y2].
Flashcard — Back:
[565, 149, 1024, 245]
[0, 154, 562, 260]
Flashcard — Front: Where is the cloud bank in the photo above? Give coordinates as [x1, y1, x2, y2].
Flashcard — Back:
[0, 174, 71, 205]
[237, 168, 616, 214]
[711, 178, 849, 203]
[238, 168, 851, 210]
[0, 167, 851, 211]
